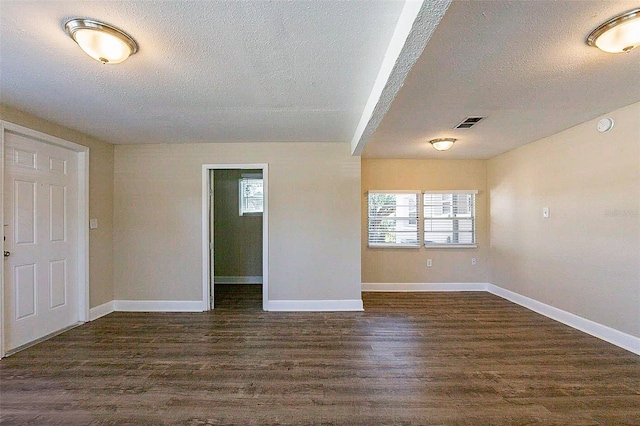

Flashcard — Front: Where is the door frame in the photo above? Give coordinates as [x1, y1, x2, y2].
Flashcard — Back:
[0, 121, 89, 358]
[202, 164, 269, 311]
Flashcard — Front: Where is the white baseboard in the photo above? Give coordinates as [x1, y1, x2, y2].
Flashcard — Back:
[89, 301, 115, 321]
[214, 276, 263, 284]
[362, 282, 639, 355]
[89, 284, 640, 356]
[486, 284, 640, 356]
[362, 283, 486, 292]
[114, 300, 206, 312]
[267, 299, 363, 312]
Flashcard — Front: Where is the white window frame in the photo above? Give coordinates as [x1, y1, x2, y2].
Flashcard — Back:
[367, 190, 420, 248]
[423, 190, 477, 248]
[239, 176, 263, 216]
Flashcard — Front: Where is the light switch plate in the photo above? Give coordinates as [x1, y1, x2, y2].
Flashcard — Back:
[89, 218, 98, 229]
[542, 207, 550, 218]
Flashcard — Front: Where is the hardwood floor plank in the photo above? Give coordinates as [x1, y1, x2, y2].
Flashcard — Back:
[1, 290, 639, 425]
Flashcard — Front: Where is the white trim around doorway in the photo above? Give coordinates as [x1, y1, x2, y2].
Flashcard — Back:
[202, 164, 269, 311]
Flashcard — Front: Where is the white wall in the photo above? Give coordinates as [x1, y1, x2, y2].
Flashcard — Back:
[488, 102, 640, 338]
[113, 142, 361, 304]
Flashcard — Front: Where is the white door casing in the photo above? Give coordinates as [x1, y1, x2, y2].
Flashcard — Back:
[1, 122, 89, 356]
[202, 164, 269, 311]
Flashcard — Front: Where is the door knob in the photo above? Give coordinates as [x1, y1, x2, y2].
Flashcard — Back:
[4, 251, 10, 258]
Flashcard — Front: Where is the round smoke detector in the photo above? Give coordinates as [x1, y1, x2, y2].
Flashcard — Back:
[597, 118, 614, 133]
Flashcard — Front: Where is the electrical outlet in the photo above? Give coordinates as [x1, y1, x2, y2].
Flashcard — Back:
[471, 258, 476, 266]
[426, 259, 432, 267]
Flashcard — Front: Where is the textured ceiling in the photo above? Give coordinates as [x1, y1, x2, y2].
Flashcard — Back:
[1, 0, 639, 157]
[0, 0, 410, 144]
[362, 0, 640, 159]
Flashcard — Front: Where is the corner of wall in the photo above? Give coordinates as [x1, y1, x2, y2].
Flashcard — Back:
[486, 101, 640, 339]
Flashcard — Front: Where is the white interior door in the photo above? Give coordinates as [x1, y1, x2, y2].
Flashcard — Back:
[3, 131, 79, 351]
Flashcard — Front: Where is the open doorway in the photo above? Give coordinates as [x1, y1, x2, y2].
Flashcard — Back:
[202, 164, 268, 311]
[213, 168, 262, 310]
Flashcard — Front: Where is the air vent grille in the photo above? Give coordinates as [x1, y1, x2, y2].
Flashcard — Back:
[455, 116, 485, 129]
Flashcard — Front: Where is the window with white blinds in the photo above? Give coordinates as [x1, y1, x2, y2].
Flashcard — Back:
[239, 178, 263, 215]
[368, 191, 419, 247]
[423, 191, 477, 247]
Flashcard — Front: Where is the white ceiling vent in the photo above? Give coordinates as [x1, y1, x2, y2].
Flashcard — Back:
[455, 116, 486, 129]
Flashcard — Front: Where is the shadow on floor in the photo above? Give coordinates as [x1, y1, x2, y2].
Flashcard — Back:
[213, 284, 262, 311]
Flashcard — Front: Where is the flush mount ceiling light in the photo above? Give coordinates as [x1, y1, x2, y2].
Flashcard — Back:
[587, 8, 640, 53]
[64, 18, 138, 64]
[429, 138, 456, 151]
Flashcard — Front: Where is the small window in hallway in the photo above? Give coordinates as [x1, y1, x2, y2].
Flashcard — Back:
[239, 177, 263, 215]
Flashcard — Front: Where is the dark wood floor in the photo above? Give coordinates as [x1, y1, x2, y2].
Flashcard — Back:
[214, 284, 263, 310]
[1, 290, 639, 425]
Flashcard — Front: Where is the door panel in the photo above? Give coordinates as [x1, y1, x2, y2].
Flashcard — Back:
[49, 184, 66, 242]
[14, 180, 36, 244]
[14, 149, 36, 169]
[15, 263, 36, 319]
[4, 131, 78, 351]
[49, 259, 66, 308]
[49, 157, 66, 174]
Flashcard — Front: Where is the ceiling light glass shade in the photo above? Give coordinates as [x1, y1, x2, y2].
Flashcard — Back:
[429, 138, 456, 151]
[587, 8, 640, 53]
[65, 19, 138, 64]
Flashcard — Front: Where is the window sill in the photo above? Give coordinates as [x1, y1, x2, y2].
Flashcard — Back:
[368, 244, 421, 249]
[424, 244, 477, 249]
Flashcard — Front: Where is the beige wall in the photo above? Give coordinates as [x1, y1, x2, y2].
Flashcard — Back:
[4, 101, 636, 341]
[0, 106, 115, 308]
[488, 102, 640, 338]
[113, 142, 361, 302]
[214, 169, 262, 278]
[362, 159, 488, 284]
